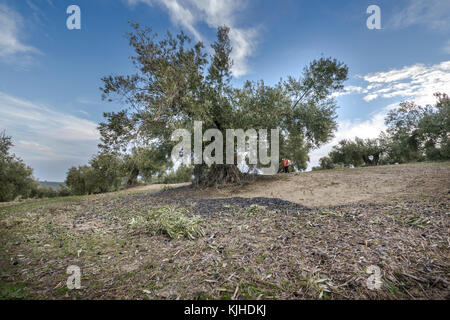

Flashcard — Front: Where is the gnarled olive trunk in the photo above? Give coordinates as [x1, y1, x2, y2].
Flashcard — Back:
[193, 164, 243, 187]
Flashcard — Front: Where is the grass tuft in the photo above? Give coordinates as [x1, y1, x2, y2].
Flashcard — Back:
[0, 281, 29, 299]
[130, 206, 205, 240]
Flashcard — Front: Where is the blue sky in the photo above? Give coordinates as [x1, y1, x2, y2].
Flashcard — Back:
[0, 0, 449, 181]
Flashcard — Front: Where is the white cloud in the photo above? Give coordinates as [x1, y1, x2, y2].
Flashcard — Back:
[0, 4, 41, 60]
[389, 0, 450, 30]
[126, 0, 258, 77]
[0, 92, 99, 180]
[76, 97, 102, 106]
[16, 140, 54, 156]
[361, 61, 450, 106]
[331, 85, 366, 98]
[330, 61, 450, 105]
[364, 93, 378, 102]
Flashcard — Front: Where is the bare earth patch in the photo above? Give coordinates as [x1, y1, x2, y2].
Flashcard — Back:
[126, 182, 191, 194]
[187, 162, 450, 207]
[0, 162, 449, 300]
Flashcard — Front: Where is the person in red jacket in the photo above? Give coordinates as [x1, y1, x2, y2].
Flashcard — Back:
[282, 158, 289, 173]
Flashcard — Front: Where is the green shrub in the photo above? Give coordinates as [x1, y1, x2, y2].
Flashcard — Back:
[319, 156, 335, 170]
[57, 185, 72, 197]
[29, 184, 58, 199]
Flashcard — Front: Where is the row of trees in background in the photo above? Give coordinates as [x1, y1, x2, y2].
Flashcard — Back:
[0, 130, 191, 201]
[313, 93, 450, 170]
[65, 149, 192, 196]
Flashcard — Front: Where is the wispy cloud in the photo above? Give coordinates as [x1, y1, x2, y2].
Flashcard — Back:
[126, 0, 259, 77]
[331, 85, 366, 99]
[25, 0, 49, 26]
[389, 0, 450, 30]
[361, 61, 450, 106]
[0, 92, 99, 180]
[76, 97, 103, 106]
[0, 3, 41, 62]
[334, 61, 450, 106]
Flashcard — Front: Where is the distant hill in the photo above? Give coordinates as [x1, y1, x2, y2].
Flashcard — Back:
[37, 181, 64, 190]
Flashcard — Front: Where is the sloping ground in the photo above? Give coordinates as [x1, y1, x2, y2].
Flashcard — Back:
[126, 182, 191, 193]
[185, 162, 450, 207]
[0, 162, 449, 300]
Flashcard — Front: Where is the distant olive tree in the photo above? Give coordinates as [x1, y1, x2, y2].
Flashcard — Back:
[384, 93, 450, 162]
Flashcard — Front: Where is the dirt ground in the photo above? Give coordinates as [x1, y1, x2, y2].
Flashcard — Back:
[127, 182, 191, 193]
[0, 162, 449, 300]
[180, 162, 450, 207]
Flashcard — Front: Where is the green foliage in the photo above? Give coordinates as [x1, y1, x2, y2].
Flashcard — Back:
[159, 165, 192, 184]
[0, 130, 12, 156]
[328, 137, 382, 167]
[64, 149, 189, 195]
[0, 157, 34, 202]
[99, 23, 348, 184]
[0, 131, 35, 202]
[57, 185, 72, 197]
[418, 93, 450, 160]
[130, 206, 205, 240]
[89, 153, 123, 191]
[29, 184, 59, 199]
[237, 204, 265, 217]
[0, 281, 29, 299]
[124, 146, 169, 185]
[65, 153, 124, 195]
[383, 93, 450, 163]
[384, 101, 425, 162]
[314, 156, 335, 170]
[0, 130, 72, 202]
[65, 165, 87, 195]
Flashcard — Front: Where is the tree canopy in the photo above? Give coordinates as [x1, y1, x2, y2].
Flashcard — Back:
[99, 23, 348, 185]
[384, 93, 450, 162]
[0, 131, 35, 201]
